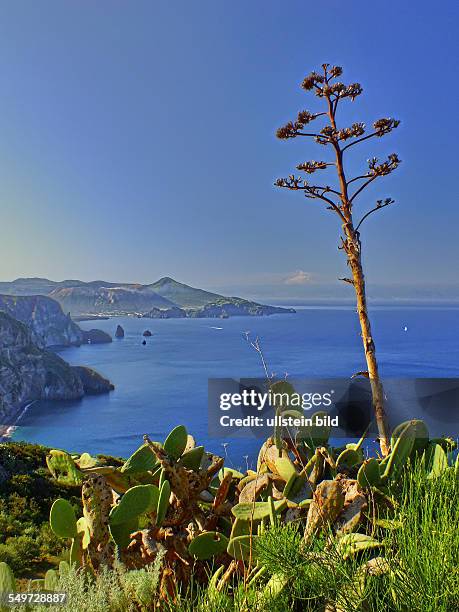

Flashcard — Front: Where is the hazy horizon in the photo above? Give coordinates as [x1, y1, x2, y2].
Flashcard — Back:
[2, 273, 459, 304]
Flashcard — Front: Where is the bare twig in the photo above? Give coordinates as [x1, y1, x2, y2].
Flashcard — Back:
[355, 199, 395, 232]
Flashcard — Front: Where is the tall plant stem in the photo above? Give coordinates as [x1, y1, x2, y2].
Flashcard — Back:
[325, 91, 390, 456]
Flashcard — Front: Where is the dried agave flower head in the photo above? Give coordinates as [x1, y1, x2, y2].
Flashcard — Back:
[368, 153, 401, 176]
[276, 110, 323, 140]
[373, 118, 401, 136]
[296, 160, 328, 173]
[301, 71, 325, 91]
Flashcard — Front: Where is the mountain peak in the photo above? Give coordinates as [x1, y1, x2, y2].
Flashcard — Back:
[152, 276, 181, 287]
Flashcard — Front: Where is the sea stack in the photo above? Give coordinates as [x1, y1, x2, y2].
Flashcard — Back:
[143, 330, 152, 337]
[115, 324, 125, 338]
[82, 329, 112, 344]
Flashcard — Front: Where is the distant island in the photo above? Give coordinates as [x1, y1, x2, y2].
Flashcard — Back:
[0, 276, 296, 319]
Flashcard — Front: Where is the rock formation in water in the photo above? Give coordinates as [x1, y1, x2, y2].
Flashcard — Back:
[82, 329, 112, 344]
[142, 330, 152, 337]
[115, 325, 125, 338]
[0, 312, 114, 427]
[72, 366, 114, 395]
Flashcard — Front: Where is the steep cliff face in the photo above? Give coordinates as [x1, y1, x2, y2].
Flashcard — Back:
[0, 295, 83, 348]
[48, 285, 174, 315]
[73, 366, 114, 395]
[0, 312, 113, 426]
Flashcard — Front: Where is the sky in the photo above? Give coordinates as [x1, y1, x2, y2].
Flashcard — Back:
[0, 1, 458, 299]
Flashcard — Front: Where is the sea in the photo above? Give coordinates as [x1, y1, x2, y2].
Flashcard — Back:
[11, 305, 459, 470]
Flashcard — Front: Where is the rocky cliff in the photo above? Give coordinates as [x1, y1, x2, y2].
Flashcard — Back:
[0, 294, 83, 348]
[0, 295, 111, 347]
[0, 312, 113, 427]
[72, 366, 114, 395]
[48, 285, 174, 315]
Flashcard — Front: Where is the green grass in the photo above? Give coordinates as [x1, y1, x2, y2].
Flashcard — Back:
[250, 462, 459, 612]
[385, 463, 459, 611]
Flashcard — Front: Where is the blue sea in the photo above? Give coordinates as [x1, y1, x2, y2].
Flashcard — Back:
[12, 306, 459, 469]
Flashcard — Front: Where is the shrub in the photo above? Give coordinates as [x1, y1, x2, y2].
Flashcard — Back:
[0, 535, 40, 574]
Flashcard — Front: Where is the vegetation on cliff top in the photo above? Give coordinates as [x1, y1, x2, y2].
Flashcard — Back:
[0, 442, 121, 577]
[0, 421, 457, 611]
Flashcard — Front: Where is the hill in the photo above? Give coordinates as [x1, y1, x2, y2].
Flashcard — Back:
[147, 277, 222, 308]
[0, 277, 295, 318]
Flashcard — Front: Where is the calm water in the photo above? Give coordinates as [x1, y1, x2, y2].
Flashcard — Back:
[12, 306, 459, 469]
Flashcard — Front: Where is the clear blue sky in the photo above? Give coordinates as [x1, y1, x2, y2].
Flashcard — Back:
[0, 1, 457, 297]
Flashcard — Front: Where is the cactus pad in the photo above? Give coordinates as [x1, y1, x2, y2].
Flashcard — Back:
[82, 473, 114, 570]
[163, 425, 188, 459]
[336, 447, 362, 469]
[227, 534, 258, 561]
[110, 484, 158, 526]
[177, 446, 205, 471]
[188, 531, 229, 559]
[46, 450, 83, 485]
[0, 562, 15, 595]
[76, 453, 100, 469]
[231, 499, 286, 521]
[49, 499, 78, 538]
[44, 569, 59, 591]
[382, 420, 416, 481]
[155, 480, 170, 526]
[121, 444, 158, 474]
[357, 458, 381, 488]
[109, 516, 139, 549]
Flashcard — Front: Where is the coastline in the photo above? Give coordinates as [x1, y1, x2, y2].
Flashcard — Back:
[0, 400, 36, 442]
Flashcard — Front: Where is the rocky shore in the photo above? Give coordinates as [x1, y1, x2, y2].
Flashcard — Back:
[0, 311, 114, 438]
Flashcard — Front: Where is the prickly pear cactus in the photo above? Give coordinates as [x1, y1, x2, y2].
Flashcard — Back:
[46, 450, 83, 485]
[188, 531, 229, 560]
[81, 473, 114, 570]
[49, 498, 78, 539]
[382, 420, 417, 481]
[357, 458, 381, 488]
[143, 435, 224, 526]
